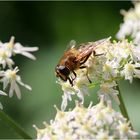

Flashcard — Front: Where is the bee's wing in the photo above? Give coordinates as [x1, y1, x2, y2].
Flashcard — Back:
[65, 40, 77, 51]
[76, 37, 110, 61]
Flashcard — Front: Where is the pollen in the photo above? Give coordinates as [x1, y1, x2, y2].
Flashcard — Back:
[125, 64, 134, 72]
[0, 51, 8, 59]
[103, 64, 112, 72]
[6, 70, 17, 80]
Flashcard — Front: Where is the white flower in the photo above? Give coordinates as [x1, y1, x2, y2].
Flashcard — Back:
[102, 63, 118, 80]
[0, 36, 38, 69]
[117, 121, 138, 139]
[121, 63, 140, 83]
[0, 36, 38, 60]
[0, 67, 32, 99]
[97, 81, 120, 105]
[13, 42, 38, 60]
[58, 69, 90, 111]
[117, 19, 134, 40]
[116, 2, 140, 45]
[0, 46, 14, 68]
[57, 80, 75, 111]
[34, 96, 138, 140]
[132, 44, 140, 62]
[0, 36, 15, 56]
[0, 36, 38, 109]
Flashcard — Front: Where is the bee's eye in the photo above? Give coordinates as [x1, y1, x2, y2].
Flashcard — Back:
[57, 66, 70, 76]
[55, 66, 70, 81]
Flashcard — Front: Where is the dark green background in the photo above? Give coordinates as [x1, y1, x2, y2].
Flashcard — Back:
[0, 1, 139, 139]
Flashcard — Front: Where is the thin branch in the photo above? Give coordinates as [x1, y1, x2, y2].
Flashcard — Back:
[116, 83, 134, 130]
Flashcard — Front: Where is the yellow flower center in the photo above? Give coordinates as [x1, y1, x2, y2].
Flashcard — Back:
[0, 51, 8, 59]
[103, 64, 111, 72]
[126, 64, 134, 73]
[6, 70, 16, 80]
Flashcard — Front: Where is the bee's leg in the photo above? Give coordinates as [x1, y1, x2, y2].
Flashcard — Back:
[72, 71, 77, 80]
[79, 66, 92, 83]
[80, 53, 91, 65]
[68, 77, 73, 86]
[69, 71, 77, 86]
[93, 51, 104, 56]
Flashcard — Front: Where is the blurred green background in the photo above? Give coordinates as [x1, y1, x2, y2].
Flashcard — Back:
[0, 1, 140, 139]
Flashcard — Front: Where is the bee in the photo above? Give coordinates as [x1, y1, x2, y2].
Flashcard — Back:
[55, 38, 109, 86]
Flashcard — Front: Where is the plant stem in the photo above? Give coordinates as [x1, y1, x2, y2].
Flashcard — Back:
[0, 110, 32, 139]
[116, 83, 133, 130]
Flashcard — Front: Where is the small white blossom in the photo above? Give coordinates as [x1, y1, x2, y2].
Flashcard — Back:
[13, 43, 38, 60]
[0, 48, 14, 68]
[117, 2, 140, 45]
[97, 81, 120, 105]
[34, 97, 138, 140]
[0, 36, 38, 109]
[121, 63, 140, 83]
[102, 63, 118, 80]
[132, 43, 140, 61]
[57, 69, 90, 110]
[0, 36, 38, 61]
[0, 67, 32, 99]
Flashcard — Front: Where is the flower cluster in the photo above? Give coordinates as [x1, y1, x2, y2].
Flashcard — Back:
[117, 1, 140, 45]
[57, 38, 140, 110]
[34, 96, 138, 140]
[0, 36, 38, 109]
[35, 2, 139, 139]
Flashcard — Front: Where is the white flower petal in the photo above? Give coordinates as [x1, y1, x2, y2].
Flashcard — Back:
[9, 81, 15, 98]
[13, 43, 38, 60]
[2, 77, 9, 90]
[6, 58, 14, 68]
[14, 43, 38, 51]
[61, 94, 68, 111]
[17, 80, 32, 91]
[14, 82, 21, 99]
[20, 51, 36, 60]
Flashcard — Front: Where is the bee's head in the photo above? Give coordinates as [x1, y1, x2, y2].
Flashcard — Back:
[55, 65, 70, 81]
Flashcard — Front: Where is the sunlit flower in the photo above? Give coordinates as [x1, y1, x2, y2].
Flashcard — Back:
[34, 96, 138, 140]
[116, 1, 140, 45]
[0, 67, 31, 99]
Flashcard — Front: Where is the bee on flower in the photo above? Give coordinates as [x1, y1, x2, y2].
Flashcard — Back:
[56, 38, 140, 110]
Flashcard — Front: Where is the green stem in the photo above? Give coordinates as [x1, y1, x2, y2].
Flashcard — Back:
[0, 110, 32, 139]
[116, 83, 133, 130]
